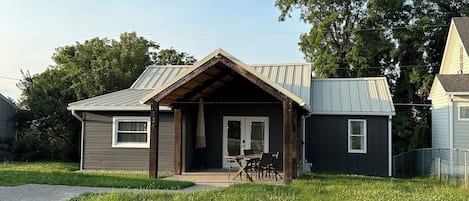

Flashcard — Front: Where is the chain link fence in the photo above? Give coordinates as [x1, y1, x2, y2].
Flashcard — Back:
[394, 148, 469, 187]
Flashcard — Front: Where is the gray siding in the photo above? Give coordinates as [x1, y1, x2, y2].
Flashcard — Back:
[431, 81, 450, 148]
[182, 78, 284, 170]
[83, 111, 174, 172]
[453, 101, 469, 149]
[0, 97, 15, 139]
[306, 115, 389, 176]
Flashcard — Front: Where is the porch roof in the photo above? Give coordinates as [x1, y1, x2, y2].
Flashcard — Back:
[140, 48, 311, 111]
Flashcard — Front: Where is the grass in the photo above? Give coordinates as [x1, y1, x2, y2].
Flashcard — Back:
[72, 173, 469, 201]
[0, 162, 193, 189]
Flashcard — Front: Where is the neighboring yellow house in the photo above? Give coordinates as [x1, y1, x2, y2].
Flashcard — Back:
[429, 17, 469, 150]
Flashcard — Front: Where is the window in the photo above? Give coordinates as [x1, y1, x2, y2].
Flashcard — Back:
[112, 116, 150, 148]
[459, 105, 469, 120]
[348, 119, 367, 153]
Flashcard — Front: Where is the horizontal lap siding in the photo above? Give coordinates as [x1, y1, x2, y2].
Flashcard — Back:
[83, 112, 174, 172]
[453, 101, 469, 149]
[431, 82, 450, 148]
[306, 115, 389, 176]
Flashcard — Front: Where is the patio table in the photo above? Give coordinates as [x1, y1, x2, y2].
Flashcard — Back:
[225, 154, 261, 182]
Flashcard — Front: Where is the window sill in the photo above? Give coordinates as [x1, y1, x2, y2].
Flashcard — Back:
[112, 143, 150, 148]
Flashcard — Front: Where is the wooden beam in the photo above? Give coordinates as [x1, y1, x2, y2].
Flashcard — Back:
[149, 101, 159, 179]
[283, 101, 293, 184]
[174, 108, 182, 175]
[218, 56, 289, 102]
[292, 105, 298, 178]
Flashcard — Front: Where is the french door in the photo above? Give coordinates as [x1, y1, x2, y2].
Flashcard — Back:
[222, 116, 269, 168]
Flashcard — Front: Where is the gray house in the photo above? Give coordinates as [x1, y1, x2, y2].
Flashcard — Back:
[68, 48, 395, 181]
[0, 93, 16, 160]
[429, 17, 469, 150]
[0, 93, 16, 140]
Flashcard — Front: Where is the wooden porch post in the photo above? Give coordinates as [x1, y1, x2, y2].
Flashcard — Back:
[149, 101, 159, 179]
[283, 101, 293, 184]
[292, 106, 298, 178]
[174, 108, 182, 175]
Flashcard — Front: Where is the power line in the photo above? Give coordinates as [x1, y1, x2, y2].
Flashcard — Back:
[0, 76, 20, 81]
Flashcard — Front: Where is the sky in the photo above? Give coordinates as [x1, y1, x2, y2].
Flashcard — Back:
[0, 0, 309, 101]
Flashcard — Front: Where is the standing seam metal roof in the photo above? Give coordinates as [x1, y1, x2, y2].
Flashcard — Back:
[68, 62, 311, 111]
[310, 77, 395, 115]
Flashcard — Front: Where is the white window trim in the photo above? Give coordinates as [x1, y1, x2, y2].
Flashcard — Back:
[112, 116, 150, 148]
[458, 104, 469, 121]
[348, 119, 367, 154]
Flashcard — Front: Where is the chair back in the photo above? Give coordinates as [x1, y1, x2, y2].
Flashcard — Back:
[258, 152, 274, 167]
[272, 152, 282, 169]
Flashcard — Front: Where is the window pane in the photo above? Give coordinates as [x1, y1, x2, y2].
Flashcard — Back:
[461, 106, 469, 119]
[351, 121, 363, 135]
[118, 122, 147, 131]
[118, 132, 147, 143]
[228, 121, 241, 155]
[351, 136, 364, 150]
[250, 122, 265, 154]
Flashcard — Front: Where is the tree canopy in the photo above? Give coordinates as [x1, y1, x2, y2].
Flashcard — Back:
[16, 32, 196, 161]
[276, 0, 469, 153]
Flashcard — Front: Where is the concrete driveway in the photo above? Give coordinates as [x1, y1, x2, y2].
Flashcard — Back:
[0, 183, 224, 201]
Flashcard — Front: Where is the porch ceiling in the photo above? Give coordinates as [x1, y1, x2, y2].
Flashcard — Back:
[160, 63, 237, 105]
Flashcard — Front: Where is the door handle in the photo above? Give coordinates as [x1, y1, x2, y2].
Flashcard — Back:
[242, 140, 245, 143]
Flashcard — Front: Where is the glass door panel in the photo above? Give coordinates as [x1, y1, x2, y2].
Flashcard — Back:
[227, 120, 241, 156]
[249, 121, 265, 153]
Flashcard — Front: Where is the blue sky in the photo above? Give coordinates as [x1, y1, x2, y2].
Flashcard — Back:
[0, 0, 309, 101]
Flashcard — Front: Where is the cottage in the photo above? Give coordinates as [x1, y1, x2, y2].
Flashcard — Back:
[429, 17, 469, 150]
[68, 48, 395, 182]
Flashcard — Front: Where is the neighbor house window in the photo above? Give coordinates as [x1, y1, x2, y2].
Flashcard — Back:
[459, 105, 469, 120]
[348, 119, 367, 153]
[112, 116, 150, 148]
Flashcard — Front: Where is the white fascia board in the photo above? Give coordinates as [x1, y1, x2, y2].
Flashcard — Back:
[67, 105, 172, 111]
[309, 111, 396, 116]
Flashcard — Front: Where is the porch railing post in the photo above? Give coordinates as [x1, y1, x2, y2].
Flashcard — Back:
[149, 101, 160, 179]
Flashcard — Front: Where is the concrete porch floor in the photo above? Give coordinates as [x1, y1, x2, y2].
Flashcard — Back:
[163, 170, 284, 187]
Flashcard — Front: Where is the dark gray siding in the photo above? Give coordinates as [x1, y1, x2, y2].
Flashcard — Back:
[83, 111, 174, 172]
[0, 97, 16, 139]
[188, 77, 284, 169]
[306, 115, 389, 176]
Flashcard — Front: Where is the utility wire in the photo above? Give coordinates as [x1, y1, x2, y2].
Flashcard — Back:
[0, 76, 20, 80]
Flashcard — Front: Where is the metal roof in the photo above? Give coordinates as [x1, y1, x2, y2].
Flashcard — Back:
[310, 77, 395, 116]
[68, 89, 171, 111]
[68, 50, 311, 112]
[141, 48, 311, 109]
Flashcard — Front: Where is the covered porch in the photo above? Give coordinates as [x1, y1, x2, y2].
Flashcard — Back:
[142, 49, 309, 184]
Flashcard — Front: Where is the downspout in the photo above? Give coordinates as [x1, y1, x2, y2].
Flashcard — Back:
[71, 110, 85, 171]
[302, 112, 312, 172]
[388, 115, 392, 177]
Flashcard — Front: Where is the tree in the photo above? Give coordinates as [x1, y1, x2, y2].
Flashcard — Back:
[276, 0, 469, 153]
[154, 48, 197, 65]
[276, 0, 394, 78]
[16, 32, 196, 161]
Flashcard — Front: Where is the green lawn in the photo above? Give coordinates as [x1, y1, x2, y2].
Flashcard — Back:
[72, 173, 469, 201]
[0, 162, 193, 190]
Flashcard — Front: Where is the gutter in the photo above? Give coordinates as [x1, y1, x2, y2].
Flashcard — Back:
[71, 110, 85, 171]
